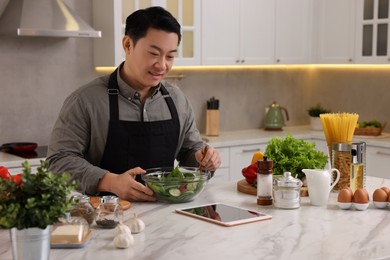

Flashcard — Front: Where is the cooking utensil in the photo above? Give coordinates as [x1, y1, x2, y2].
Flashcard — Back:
[199, 146, 209, 175]
[0, 142, 38, 153]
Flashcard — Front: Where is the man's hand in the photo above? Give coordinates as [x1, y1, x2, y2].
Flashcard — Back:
[195, 146, 221, 172]
[97, 167, 156, 202]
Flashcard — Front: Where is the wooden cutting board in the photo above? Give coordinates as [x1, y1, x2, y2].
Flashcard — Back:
[237, 179, 309, 197]
[89, 196, 132, 210]
[237, 179, 257, 195]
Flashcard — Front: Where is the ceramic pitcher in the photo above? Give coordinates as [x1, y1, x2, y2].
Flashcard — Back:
[302, 168, 340, 206]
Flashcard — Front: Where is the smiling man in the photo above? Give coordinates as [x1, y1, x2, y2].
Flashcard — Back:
[47, 7, 221, 202]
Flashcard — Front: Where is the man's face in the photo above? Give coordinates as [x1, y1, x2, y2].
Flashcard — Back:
[123, 28, 178, 89]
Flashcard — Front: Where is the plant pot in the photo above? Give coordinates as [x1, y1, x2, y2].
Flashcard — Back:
[310, 117, 323, 131]
[10, 226, 51, 260]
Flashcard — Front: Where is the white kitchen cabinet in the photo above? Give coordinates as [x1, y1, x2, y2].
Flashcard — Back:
[229, 143, 267, 181]
[313, 0, 356, 63]
[201, 0, 275, 65]
[355, 0, 390, 63]
[274, 0, 313, 64]
[93, 0, 201, 67]
[366, 145, 390, 178]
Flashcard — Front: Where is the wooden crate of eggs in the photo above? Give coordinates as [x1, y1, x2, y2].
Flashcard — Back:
[337, 187, 390, 210]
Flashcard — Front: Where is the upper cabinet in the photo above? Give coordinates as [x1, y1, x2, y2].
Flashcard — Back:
[93, 0, 201, 67]
[355, 0, 390, 63]
[201, 0, 275, 65]
[201, 0, 313, 65]
[313, 0, 356, 64]
[94, 0, 390, 67]
[274, 0, 313, 64]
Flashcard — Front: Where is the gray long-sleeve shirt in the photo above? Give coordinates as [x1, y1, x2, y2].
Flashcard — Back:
[47, 70, 204, 195]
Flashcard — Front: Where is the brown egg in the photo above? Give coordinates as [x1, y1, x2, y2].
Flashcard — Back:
[338, 188, 353, 203]
[381, 187, 390, 196]
[353, 188, 369, 204]
[373, 188, 388, 202]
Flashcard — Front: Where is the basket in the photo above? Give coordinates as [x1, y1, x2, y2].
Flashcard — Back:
[354, 122, 386, 136]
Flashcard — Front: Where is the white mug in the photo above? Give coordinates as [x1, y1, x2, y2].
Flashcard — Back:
[302, 168, 340, 206]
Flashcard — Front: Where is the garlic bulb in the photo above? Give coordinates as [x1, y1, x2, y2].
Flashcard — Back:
[114, 223, 132, 237]
[113, 232, 134, 249]
[126, 213, 145, 234]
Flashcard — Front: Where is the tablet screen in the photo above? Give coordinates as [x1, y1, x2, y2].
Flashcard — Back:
[175, 203, 271, 226]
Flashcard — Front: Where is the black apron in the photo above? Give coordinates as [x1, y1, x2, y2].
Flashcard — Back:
[99, 68, 180, 184]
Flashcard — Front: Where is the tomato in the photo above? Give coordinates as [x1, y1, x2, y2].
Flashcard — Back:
[0, 166, 11, 180]
[12, 173, 23, 184]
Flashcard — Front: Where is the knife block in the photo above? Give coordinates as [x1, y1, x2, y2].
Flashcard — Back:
[206, 110, 220, 136]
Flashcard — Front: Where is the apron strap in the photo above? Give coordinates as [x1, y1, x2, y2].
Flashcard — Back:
[108, 68, 120, 121]
[159, 84, 179, 120]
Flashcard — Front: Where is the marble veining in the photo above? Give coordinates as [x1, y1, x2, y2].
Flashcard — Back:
[1, 177, 390, 260]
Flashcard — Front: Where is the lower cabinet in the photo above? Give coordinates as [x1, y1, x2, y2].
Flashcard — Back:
[229, 143, 267, 181]
[366, 146, 390, 179]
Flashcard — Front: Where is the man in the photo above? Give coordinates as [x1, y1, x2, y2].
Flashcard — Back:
[47, 6, 221, 202]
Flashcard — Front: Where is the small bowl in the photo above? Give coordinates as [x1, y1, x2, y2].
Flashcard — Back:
[354, 203, 369, 211]
[373, 201, 388, 209]
[338, 202, 353, 210]
[142, 166, 210, 203]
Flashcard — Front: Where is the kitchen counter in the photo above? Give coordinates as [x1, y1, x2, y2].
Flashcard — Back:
[202, 125, 390, 148]
[1, 176, 390, 260]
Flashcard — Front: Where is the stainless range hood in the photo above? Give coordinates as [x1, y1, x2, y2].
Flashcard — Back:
[0, 0, 101, 38]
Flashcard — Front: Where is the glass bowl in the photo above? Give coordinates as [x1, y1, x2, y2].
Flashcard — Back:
[142, 166, 210, 203]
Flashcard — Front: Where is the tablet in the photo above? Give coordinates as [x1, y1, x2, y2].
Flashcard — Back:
[175, 203, 272, 227]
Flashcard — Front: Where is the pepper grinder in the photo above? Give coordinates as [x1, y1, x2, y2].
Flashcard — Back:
[257, 156, 273, 206]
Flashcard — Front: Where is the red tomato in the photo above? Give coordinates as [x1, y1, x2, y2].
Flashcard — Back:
[12, 173, 23, 184]
[0, 166, 11, 180]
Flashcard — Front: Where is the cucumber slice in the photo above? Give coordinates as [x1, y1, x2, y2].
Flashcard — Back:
[168, 188, 181, 197]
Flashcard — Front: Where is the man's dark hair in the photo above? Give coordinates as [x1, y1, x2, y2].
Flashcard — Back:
[125, 6, 182, 46]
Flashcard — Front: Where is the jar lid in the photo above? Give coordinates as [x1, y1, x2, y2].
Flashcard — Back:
[100, 195, 119, 204]
[274, 172, 302, 188]
[71, 195, 90, 204]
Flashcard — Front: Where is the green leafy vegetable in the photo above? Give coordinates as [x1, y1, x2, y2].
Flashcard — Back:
[265, 134, 328, 180]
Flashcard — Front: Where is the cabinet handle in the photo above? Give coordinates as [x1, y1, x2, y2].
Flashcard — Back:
[376, 151, 390, 156]
[241, 60, 245, 63]
[242, 148, 262, 153]
[235, 59, 240, 63]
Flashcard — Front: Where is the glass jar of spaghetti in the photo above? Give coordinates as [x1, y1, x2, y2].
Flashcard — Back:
[331, 143, 352, 191]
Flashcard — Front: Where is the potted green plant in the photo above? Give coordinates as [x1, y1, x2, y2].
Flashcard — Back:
[307, 104, 331, 131]
[0, 160, 76, 260]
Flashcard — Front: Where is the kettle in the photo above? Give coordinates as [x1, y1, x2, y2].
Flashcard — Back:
[264, 101, 289, 130]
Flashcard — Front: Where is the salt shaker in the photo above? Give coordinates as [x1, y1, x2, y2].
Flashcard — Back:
[95, 195, 123, 229]
[257, 156, 273, 206]
[273, 172, 302, 209]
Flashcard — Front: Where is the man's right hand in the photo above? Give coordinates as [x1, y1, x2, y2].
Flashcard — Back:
[97, 167, 156, 202]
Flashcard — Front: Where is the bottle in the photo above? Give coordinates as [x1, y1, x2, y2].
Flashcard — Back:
[257, 156, 273, 206]
[350, 142, 366, 193]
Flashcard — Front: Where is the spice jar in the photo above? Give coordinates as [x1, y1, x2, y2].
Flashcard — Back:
[95, 195, 123, 229]
[273, 172, 302, 209]
[69, 195, 95, 225]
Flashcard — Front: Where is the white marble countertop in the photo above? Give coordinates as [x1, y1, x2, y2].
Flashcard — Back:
[202, 125, 390, 148]
[1, 176, 390, 260]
